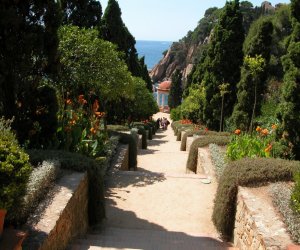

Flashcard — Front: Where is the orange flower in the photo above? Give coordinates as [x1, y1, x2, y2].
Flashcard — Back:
[261, 129, 269, 136]
[78, 95, 87, 105]
[69, 119, 76, 126]
[93, 100, 100, 113]
[95, 112, 105, 118]
[265, 144, 272, 153]
[256, 126, 262, 132]
[90, 127, 97, 135]
[66, 99, 72, 105]
[234, 129, 241, 135]
[272, 124, 277, 130]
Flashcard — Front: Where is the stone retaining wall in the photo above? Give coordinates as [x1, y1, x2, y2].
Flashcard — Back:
[234, 186, 293, 250]
[24, 172, 89, 250]
[196, 146, 214, 175]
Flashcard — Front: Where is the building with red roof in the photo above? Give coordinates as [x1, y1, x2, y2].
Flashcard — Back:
[155, 80, 171, 113]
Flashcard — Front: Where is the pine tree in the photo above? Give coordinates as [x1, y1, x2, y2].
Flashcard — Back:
[139, 57, 153, 92]
[231, 17, 273, 130]
[277, 0, 300, 159]
[168, 70, 183, 109]
[61, 0, 102, 28]
[202, 0, 245, 130]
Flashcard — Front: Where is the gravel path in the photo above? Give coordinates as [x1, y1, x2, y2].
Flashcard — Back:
[73, 113, 233, 249]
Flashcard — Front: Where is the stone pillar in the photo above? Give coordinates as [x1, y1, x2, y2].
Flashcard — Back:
[157, 91, 160, 106]
[162, 93, 164, 108]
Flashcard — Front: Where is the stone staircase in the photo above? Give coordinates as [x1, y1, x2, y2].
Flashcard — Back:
[70, 226, 235, 250]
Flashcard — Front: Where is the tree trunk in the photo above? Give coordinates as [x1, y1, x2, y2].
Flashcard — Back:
[249, 82, 257, 133]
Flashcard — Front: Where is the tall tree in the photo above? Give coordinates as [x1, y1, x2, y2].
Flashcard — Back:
[100, 0, 150, 84]
[169, 70, 183, 109]
[277, 0, 300, 159]
[231, 17, 273, 130]
[61, 0, 102, 28]
[0, 1, 61, 137]
[202, 0, 245, 130]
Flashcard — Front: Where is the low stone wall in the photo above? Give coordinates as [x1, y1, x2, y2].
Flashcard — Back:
[196, 146, 214, 175]
[234, 186, 294, 250]
[112, 144, 129, 171]
[24, 172, 89, 250]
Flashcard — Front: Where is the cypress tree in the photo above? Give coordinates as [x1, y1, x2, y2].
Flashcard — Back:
[277, 0, 300, 159]
[100, 0, 152, 88]
[0, 1, 61, 143]
[61, 0, 102, 28]
[168, 70, 183, 109]
[202, 0, 245, 130]
[231, 17, 273, 130]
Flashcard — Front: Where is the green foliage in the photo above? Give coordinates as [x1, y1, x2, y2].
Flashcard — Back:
[107, 125, 130, 131]
[271, 183, 300, 243]
[202, 0, 245, 130]
[168, 70, 183, 109]
[27, 149, 108, 225]
[277, 0, 300, 159]
[58, 25, 134, 102]
[0, 1, 61, 138]
[61, 0, 102, 28]
[231, 17, 273, 131]
[0, 118, 32, 217]
[212, 157, 300, 240]
[292, 172, 300, 214]
[226, 129, 274, 160]
[13, 160, 61, 224]
[186, 136, 230, 173]
[170, 106, 182, 121]
[180, 86, 205, 123]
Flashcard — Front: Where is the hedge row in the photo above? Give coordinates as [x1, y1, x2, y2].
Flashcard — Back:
[186, 136, 230, 173]
[181, 130, 231, 151]
[212, 158, 300, 240]
[27, 149, 108, 225]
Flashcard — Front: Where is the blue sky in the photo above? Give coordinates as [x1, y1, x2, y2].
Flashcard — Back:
[99, 0, 290, 41]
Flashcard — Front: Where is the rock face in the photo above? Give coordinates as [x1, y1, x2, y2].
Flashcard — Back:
[150, 42, 199, 83]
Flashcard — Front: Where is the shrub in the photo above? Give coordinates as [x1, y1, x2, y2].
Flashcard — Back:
[13, 160, 61, 224]
[212, 157, 300, 240]
[209, 144, 227, 179]
[107, 125, 130, 131]
[292, 172, 300, 214]
[0, 118, 32, 221]
[27, 149, 108, 225]
[186, 136, 230, 172]
[170, 106, 182, 121]
[271, 183, 300, 243]
[133, 122, 152, 140]
[180, 130, 230, 151]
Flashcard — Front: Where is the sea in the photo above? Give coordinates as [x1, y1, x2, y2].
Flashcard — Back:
[136, 40, 173, 70]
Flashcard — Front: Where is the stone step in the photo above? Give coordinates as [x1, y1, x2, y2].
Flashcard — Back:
[69, 227, 234, 250]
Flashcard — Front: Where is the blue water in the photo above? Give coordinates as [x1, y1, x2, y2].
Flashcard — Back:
[136, 40, 173, 70]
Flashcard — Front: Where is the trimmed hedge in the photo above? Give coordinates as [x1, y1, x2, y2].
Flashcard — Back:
[181, 130, 231, 151]
[27, 150, 107, 226]
[212, 158, 300, 240]
[186, 136, 230, 172]
[133, 122, 152, 140]
[107, 125, 130, 131]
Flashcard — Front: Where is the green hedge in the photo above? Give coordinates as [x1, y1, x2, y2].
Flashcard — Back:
[107, 125, 130, 131]
[212, 158, 300, 240]
[181, 130, 231, 151]
[133, 122, 152, 140]
[186, 136, 230, 173]
[27, 150, 107, 225]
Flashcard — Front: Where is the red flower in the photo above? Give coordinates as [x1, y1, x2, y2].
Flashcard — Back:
[234, 129, 241, 135]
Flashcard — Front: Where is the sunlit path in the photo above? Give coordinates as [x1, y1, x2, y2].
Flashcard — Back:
[70, 112, 235, 250]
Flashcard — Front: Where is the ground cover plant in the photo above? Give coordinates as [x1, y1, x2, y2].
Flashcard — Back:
[271, 182, 300, 243]
[209, 144, 227, 179]
[212, 157, 300, 240]
[186, 136, 230, 173]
